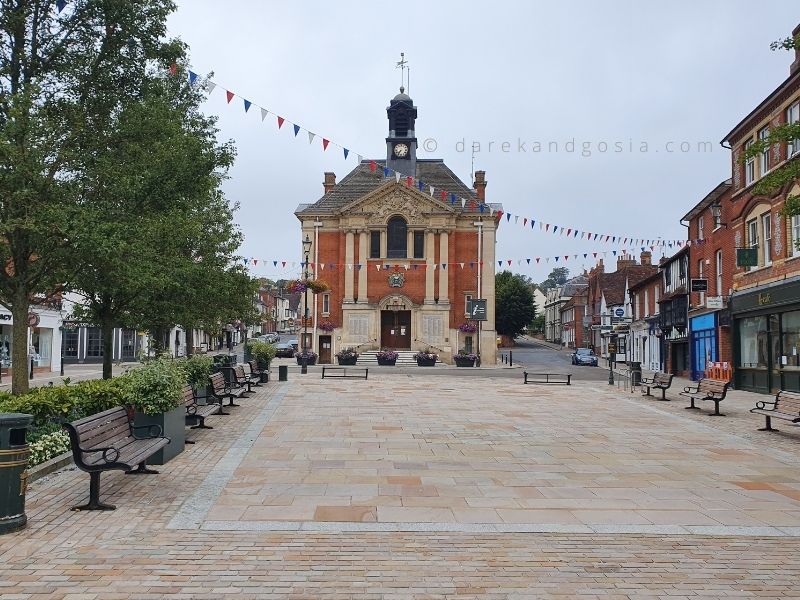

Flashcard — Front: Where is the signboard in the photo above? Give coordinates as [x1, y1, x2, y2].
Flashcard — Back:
[607, 343, 617, 354]
[706, 296, 724, 310]
[27, 313, 40, 327]
[613, 308, 625, 318]
[691, 279, 708, 292]
[736, 248, 758, 267]
[287, 318, 295, 326]
[467, 299, 487, 321]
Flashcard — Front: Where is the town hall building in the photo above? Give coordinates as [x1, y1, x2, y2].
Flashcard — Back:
[295, 88, 500, 364]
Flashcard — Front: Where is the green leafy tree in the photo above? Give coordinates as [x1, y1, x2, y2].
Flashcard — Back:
[495, 271, 536, 338]
[539, 267, 570, 292]
[0, 0, 178, 394]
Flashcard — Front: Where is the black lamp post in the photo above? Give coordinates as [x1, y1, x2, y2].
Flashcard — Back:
[59, 325, 65, 377]
[301, 234, 312, 374]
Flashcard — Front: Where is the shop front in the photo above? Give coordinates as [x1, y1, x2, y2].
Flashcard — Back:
[0, 307, 62, 377]
[731, 278, 800, 394]
[689, 312, 718, 381]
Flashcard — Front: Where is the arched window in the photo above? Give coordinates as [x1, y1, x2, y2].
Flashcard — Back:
[387, 216, 407, 258]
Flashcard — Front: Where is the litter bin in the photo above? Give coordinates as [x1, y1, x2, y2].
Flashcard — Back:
[629, 361, 642, 387]
[0, 413, 33, 535]
[278, 365, 288, 381]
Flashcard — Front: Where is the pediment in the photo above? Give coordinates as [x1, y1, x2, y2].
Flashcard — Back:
[335, 180, 458, 226]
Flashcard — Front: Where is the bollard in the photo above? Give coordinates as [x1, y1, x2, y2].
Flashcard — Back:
[509, 351, 513, 367]
[0, 413, 33, 534]
[278, 365, 288, 381]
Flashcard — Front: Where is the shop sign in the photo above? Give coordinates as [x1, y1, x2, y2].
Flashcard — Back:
[758, 292, 772, 306]
[690, 279, 708, 292]
[705, 296, 724, 310]
[27, 312, 40, 327]
[736, 248, 758, 267]
[0, 314, 11, 321]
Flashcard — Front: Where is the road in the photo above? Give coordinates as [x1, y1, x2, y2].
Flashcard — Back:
[499, 336, 610, 381]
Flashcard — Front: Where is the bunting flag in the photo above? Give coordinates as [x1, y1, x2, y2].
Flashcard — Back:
[188, 70, 199, 84]
[168, 63, 177, 76]
[261, 108, 268, 121]
[225, 90, 234, 104]
[277, 116, 285, 129]
[56, 0, 67, 12]
[343, 148, 349, 160]
[322, 138, 330, 151]
[243, 99, 251, 113]
[308, 131, 315, 144]
[294, 124, 300, 136]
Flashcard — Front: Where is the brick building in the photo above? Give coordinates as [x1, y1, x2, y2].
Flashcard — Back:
[627, 270, 662, 372]
[682, 179, 734, 380]
[294, 88, 501, 364]
[721, 26, 800, 393]
[559, 287, 588, 349]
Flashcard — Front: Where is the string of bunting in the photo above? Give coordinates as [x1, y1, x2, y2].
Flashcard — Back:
[168, 62, 691, 248]
[241, 245, 686, 271]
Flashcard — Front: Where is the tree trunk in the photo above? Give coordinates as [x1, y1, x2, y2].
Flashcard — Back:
[101, 313, 114, 380]
[10, 298, 30, 395]
[185, 327, 194, 358]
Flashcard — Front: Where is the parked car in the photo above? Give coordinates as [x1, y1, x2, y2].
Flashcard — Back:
[571, 347, 598, 366]
[287, 339, 299, 350]
[274, 342, 295, 358]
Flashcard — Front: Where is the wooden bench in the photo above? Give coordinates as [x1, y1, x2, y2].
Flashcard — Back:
[641, 372, 674, 401]
[322, 366, 369, 380]
[230, 365, 257, 394]
[63, 406, 170, 511]
[247, 360, 268, 383]
[523, 372, 571, 385]
[183, 384, 217, 442]
[679, 378, 730, 416]
[208, 372, 245, 414]
[750, 390, 800, 431]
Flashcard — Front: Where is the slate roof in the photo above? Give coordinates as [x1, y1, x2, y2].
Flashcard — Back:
[296, 159, 485, 216]
[597, 265, 658, 306]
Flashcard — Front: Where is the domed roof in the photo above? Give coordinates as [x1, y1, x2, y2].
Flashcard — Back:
[392, 86, 412, 103]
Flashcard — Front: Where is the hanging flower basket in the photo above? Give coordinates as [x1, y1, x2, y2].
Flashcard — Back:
[458, 322, 477, 333]
[319, 320, 336, 332]
[287, 279, 330, 294]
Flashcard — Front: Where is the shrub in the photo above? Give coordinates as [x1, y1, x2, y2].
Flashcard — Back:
[413, 350, 438, 361]
[376, 349, 398, 360]
[247, 340, 276, 368]
[28, 430, 71, 467]
[121, 357, 185, 415]
[183, 355, 214, 389]
[335, 347, 358, 359]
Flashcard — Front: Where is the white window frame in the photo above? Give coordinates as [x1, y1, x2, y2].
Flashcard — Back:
[788, 101, 800, 158]
[698, 215, 704, 241]
[321, 293, 330, 315]
[644, 289, 649, 318]
[697, 259, 705, 306]
[792, 214, 800, 257]
[747, 218, 759, 270]
[465, 294, 473, 316]
[654, 286, 659, 314]
[759, 126, 771, 175]
[745, 139, 755, 185]
[715, 250, 723, 296]
[762, 213, 772, 266]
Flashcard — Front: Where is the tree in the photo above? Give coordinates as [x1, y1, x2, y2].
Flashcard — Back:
[0, 0, 177, 394]
[539, 267, 570, 292]
[495, 271, 536, 338]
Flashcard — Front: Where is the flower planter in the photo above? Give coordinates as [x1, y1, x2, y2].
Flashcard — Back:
[296, 356, 317, 366]
[454, 357, 476, 367]
[377, 357, 397, 366]
[193, 384, 212, 405]
[337, 356, 358, 366]
[133, 406, 185, 465]
[416, 358, 437, 367]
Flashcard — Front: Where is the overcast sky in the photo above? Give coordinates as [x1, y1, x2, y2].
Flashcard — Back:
[167, 1, 800, 283]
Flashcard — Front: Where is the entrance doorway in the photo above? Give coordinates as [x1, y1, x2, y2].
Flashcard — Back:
[318, 335, 332, 364]
[381, 310, 411, 349]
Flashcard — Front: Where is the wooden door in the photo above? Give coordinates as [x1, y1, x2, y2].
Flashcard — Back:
[319, 335, 332, 364]
[381, 310, 411, 349]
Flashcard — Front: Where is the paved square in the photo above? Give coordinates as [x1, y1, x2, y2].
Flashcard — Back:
[171, 376, 800, 535]
[3, 375, 800, 597]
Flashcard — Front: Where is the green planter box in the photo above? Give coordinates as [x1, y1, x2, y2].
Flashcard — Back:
[133, 406, 185, 466]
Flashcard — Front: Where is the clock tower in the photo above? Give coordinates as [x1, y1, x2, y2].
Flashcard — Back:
[385, 87, 417, 176]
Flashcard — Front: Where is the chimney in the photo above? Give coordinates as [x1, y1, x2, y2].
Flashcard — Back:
[473, 170, 487, 202]
[791, 24, 800, 75]
[594, 258, 604, 274]
[323, 172, 336, 194]
[640, 251, 652, 266]
[616, 253, 636, 270]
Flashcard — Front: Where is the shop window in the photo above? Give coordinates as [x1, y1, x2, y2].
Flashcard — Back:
[86, 327, 103, 357]
[63, 328, 79, 358]
[121, 329, 136, 358]
[782, 311, 800, 369]
[738, 316, 768, 368]
[0, 330, 11, 367]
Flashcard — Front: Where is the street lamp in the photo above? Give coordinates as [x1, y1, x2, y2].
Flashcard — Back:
[301, 234, 312, 374]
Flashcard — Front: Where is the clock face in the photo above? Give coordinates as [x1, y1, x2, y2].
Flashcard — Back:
[393, 143, 409, 158]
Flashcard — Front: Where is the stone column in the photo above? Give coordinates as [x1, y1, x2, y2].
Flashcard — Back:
[481, 223, 497, 364]
[407, 230, 414, 259]
[425, 230, 436, 304]
[438, 230, 449, 304]
[344, 231, 354, 302]
[358, 231, 368, 303]
[380, 229, 387, 259]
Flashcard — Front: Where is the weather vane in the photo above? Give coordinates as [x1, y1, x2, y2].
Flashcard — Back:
[396, 52, 409, 92]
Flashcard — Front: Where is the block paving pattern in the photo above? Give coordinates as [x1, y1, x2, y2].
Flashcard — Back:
[0, 376, 799, 597]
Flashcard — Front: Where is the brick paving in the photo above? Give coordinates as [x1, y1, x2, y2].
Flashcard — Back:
[1, 375, 799, 597]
